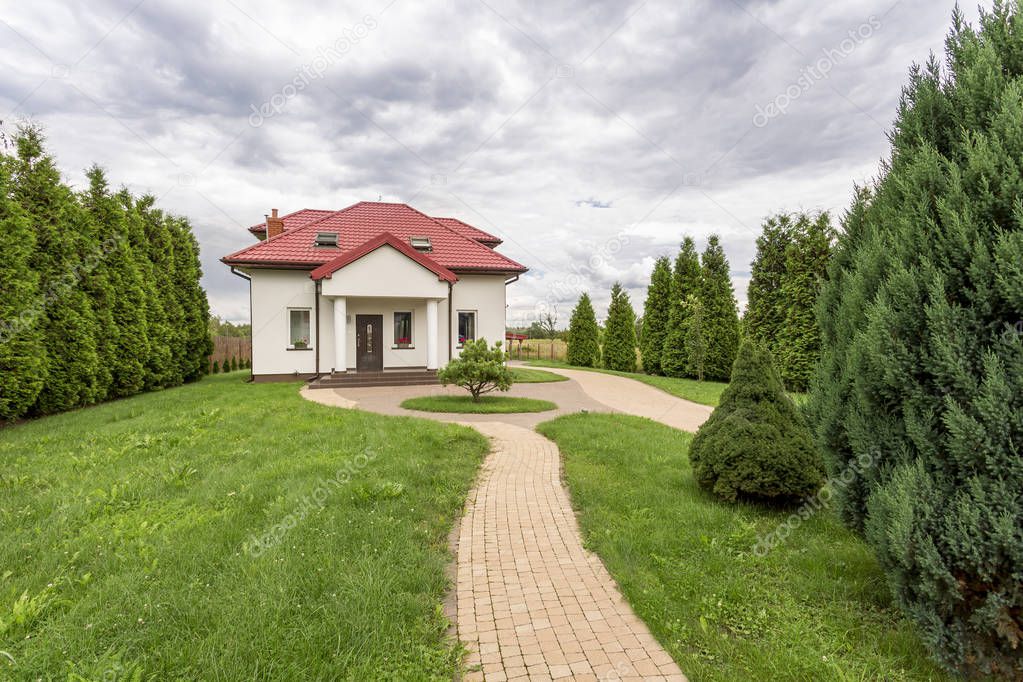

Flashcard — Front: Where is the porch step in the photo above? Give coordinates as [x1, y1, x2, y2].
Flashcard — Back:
[307, 370, 440, 389]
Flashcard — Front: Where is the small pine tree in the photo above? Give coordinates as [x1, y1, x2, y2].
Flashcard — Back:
[230, 356, 238, 372]
[640, 256, 672, 374]
[212, 359, 220, 374]
[602, 282, 637, 372]
[661, 237, 701, 377]
[566, 293, 600, 367]
[689, 341, 823, 503]
[696, 236, 741, 381]
[438, 339, 511, 401]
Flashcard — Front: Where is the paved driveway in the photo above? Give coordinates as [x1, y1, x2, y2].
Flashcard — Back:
[301, 366, 707, 680]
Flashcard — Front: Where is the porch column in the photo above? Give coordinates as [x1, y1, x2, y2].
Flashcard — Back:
[333, 296, 347, 373]
[426, 299, 439, 370]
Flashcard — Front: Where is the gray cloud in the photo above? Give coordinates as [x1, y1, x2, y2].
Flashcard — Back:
[0, 0, 975, 325]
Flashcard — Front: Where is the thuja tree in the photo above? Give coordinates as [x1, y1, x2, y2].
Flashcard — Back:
[661, 237, 701, 377]
[744, 214, 795, 346]
[775, 212, 833, 391]
[640, 256, 672, 374]
[0, 155, 44, 419]
[602, 282, 637, 372]
[567, 293, 600, 367]
[696, 236, 740, 381]
[809, 5, 1023, 676]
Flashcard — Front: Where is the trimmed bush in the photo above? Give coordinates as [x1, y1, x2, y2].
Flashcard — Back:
[438, 338, 511, 401]
[689, 342, 823, 503]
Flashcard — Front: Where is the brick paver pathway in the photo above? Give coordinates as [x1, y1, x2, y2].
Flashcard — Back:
[457, 421, 686, 681]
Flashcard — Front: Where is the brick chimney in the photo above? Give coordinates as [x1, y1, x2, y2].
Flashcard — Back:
[266, 208, 285, 239]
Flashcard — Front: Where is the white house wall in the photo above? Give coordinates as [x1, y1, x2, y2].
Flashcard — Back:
[245, 267, 510, 377]
[451, 274, 507, 358]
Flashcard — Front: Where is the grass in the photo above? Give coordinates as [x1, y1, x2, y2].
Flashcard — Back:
[0, 373, 488, 680]
[536, 413, 951, 682]
[527, 360, 728, 406]
[401, 395, 556, 413]
[509, 367, 568, 383]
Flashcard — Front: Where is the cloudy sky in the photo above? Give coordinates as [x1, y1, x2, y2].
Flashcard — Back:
[1, 0, 977, 325]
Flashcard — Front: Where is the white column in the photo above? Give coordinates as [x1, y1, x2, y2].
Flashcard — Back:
[426, 299, 439, 370]
[332, 296, 347, 373]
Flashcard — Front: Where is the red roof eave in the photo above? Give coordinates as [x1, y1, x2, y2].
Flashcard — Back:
[309, 232, 458, 283]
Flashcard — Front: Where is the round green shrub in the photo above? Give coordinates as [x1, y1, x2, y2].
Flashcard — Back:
[689, 342, 823, 503]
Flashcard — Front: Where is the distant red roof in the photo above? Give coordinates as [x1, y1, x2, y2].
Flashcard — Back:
[310, 232, 458, 283]
[223, 201, 527, 274]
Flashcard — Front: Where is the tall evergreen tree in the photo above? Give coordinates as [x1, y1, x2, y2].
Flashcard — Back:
[169, 216, 212, 382]
[13, 125, 101, 414]
[744, 214, 795, 345]
[566, 293, 600, 367]
[809, 4, 1023, 676]
[775, 212, 833, 391]
[639, 256, 672, 374]
[83, 166, 149, 397]
[0, 154, 45, 419]
[138, 196, 184, 387]
[696, 236, 740, 381]
[683, 295, 707, 381]
[602, 282, 637, 372]
[661, 237, 701, 377]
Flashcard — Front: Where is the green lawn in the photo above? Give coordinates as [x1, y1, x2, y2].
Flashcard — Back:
[536, 413, 950, 681]
[509, 367, 568, 383]
[401, 395, 556, 413]
[0, 373, 488, 680]
[526, 360, 728, 406]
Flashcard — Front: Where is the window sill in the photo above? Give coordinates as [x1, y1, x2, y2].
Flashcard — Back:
[286, 347, 314, 351]
[391, 345, 415, 350]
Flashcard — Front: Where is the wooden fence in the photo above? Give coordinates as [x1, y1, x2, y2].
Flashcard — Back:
[210, 336, 251, 371]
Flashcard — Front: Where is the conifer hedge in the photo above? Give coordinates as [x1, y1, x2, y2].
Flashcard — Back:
[602, 282, 637, 372]
[809, 5, 1023, 676]
[566, 293, 601, 367]
[0, 124, 212, 421]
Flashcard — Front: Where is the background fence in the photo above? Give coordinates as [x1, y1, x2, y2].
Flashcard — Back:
[506, 338, 567, 362]
[210, 336, 251, 371]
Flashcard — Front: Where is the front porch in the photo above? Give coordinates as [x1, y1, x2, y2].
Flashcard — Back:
[307, 367, 440, 390]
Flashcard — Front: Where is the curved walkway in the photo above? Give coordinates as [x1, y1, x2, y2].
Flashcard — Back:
[301, 369, 707, 680]
[524, 365, 713, 432]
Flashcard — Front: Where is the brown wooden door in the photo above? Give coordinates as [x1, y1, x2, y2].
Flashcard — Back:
[355, 314, 383, 371]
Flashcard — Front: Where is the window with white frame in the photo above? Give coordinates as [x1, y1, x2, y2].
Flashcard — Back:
[288, 308, 311, 349]
[393, 311, 413, 348]
[457, 310, 476, 347]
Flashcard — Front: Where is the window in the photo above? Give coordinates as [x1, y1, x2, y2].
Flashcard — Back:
[393, 311, 413, 348]
[288, 308, 311, 349]
[314, 232, 338, 247]
[458, 311, 476, 347]
[409, 236, 432, 252]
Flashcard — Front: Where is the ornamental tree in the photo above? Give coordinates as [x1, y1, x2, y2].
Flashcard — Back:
[662, 237, 701, 377]
[809, 4, 1023, 675]
[640, 256, 672, 374]
[602, 282, 637, 372]
[439, 339, 512, 401]
[566, 293, 600, 367]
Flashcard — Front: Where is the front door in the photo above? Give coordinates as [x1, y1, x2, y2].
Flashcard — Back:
[355, 314, 383, 371]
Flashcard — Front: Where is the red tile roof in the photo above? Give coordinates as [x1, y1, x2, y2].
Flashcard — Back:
[310, 232, 458, 283]
[223, 201, 527, 274]
[432, 217, 502, 246]
[247, 208, 335, 235]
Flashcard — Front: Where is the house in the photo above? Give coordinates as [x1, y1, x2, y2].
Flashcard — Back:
[222, 201, 527, 384]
